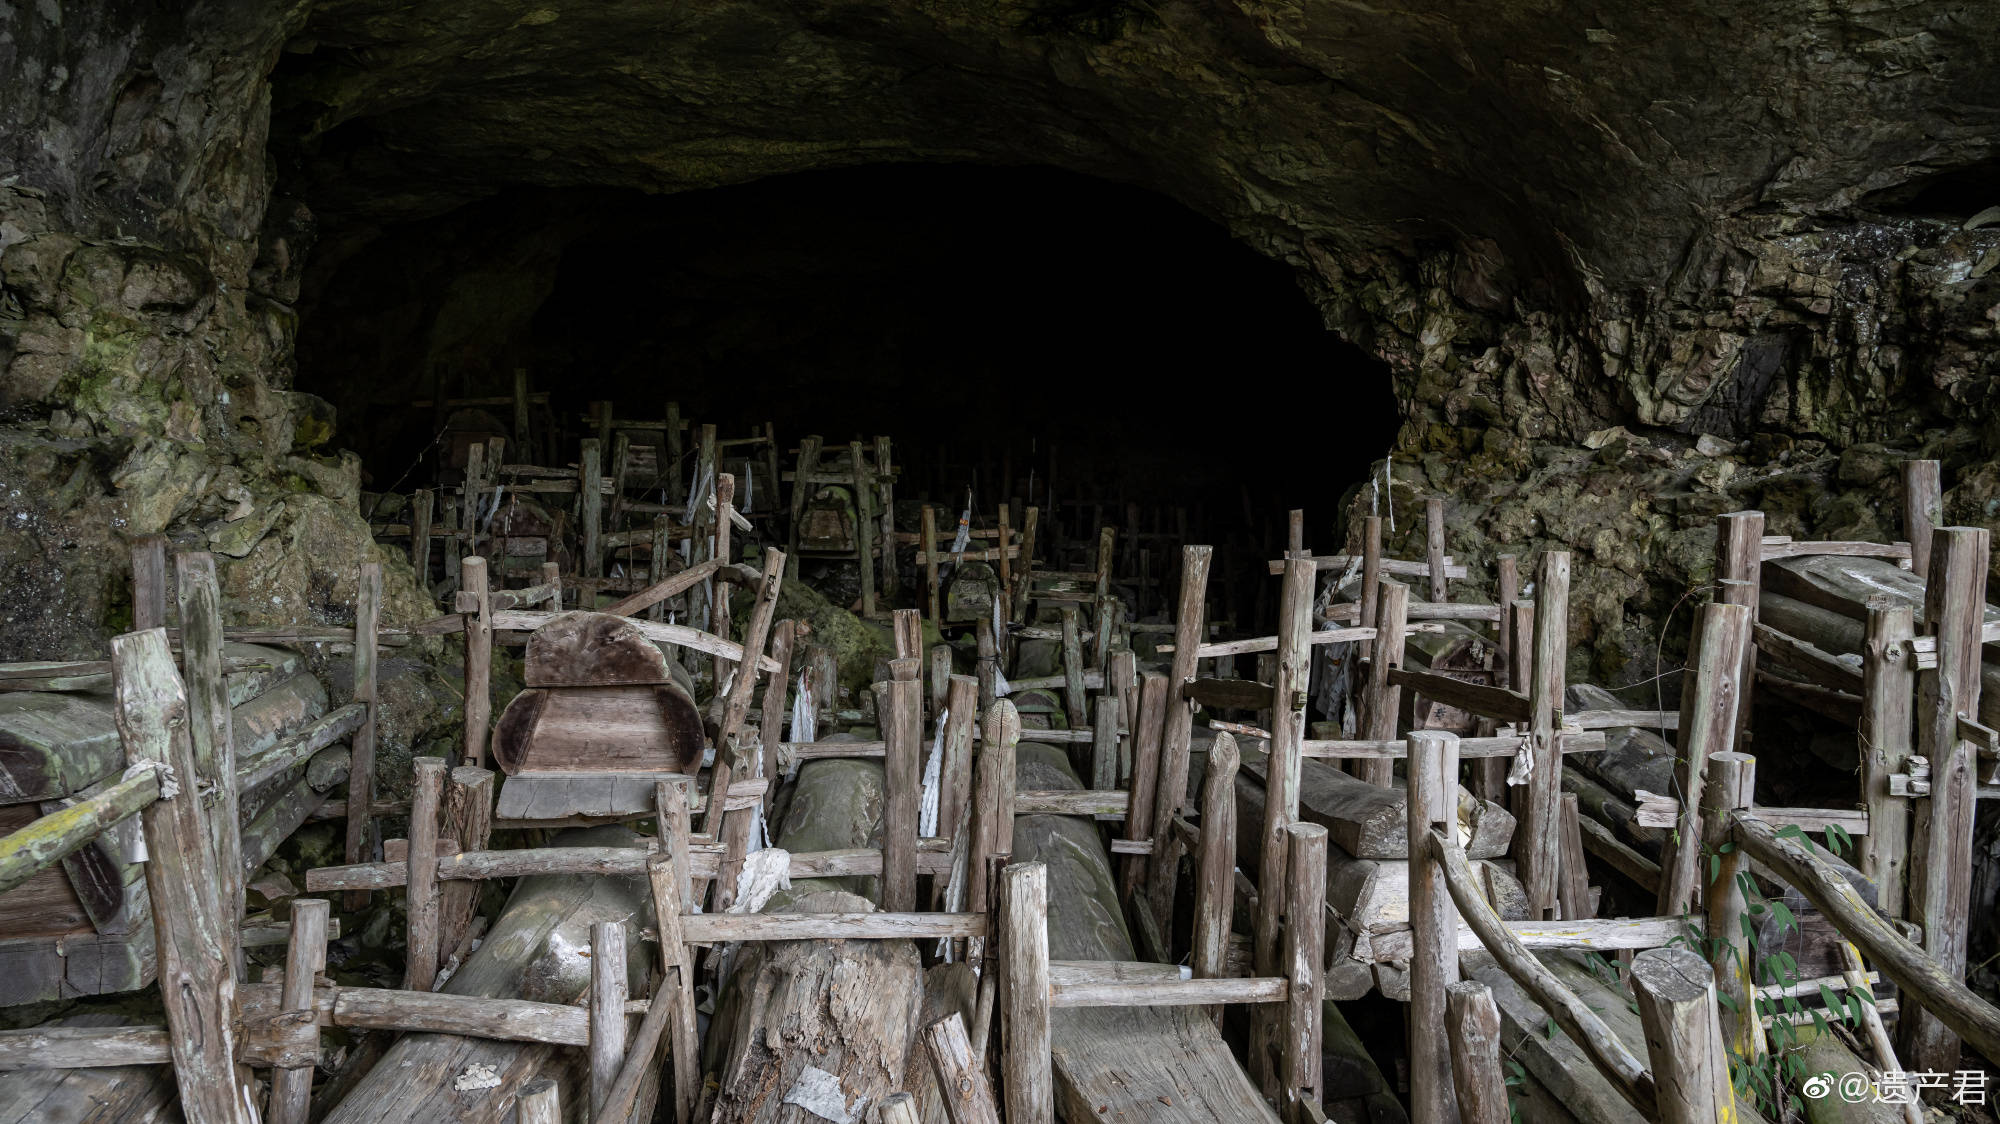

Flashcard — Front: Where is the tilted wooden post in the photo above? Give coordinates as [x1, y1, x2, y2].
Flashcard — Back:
[175, 552, 243, 957]
[647, 837, 698, 1124]
[1902, 459, 1941, 579]
[923, 503, 942, 628]
[1519, 550, 1569, 919]
[999, 861, 1052, 1124]
[1900, 525, 1991, 1073]
[1121, 671, 1169, 895]
[111, 628, 258, 1123]
[1657, 601, 1753, 917]
[1715, 511, 1763, 748]
[1425, 497, 1448, 603]
[589, 920, 629, 1119]
[975, 616, 998, 713]
[403, 756, 446, 992]
[939, 674, 979, 856]
[1280, 821, 1328, 1116]
[710, 473, 736, 685]
[411, 488, 434, 585]
[1147, 545, 1212, 927]
[131, 534, 169, 630]
[1254, 556, 1315, 1091]
[1407, 730, 1462, 1124]
[1190, 730, 1240, 1013]
[438, 765, 495, 963]
[1700, 750, 1764, 1064]
[1860, 601, 1916, 918]
[922, 1011, 1001, 1124]
[344, 563, 382, 911]
[851, 441, 878, 617]
[1446, 981, 1508, 1124]
[267, 897, 330, 1124]
[1630, 947, 1735, 1124]
[1358, 578, 1409, 787]
[462, 555, 493, 766]
[881, 657, 924, 912]
[1090, 696, 1121, 800]
[1059, 607, 1086, 727]
[1010, 506, 1040, 628]
[1474, 554, 1520, 802]
[580, 438, 603, 579]
[969, 701, 1020, 938]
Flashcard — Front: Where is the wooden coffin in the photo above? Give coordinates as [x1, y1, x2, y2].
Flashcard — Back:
[797, 486, 857, 554]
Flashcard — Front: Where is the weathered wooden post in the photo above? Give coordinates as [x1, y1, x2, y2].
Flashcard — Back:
[923, 1012, 1001, 1124]
[710, 472, 736, 683]
[1359, 578, 1409, 787]
[1445, 981, 1508, 1124]
[969, 700, 1021, 951]
[975, 616, 998, 712]
[511, 369, 531, 451]
[1091, 696, 1120, 797]
[1358, 516, 1382, 661]
[580, 438, 603, 580]
[1010, 506, 1040, 627]
[462, 440, 487, 558]
[647, 834, 698, 1124]
[1657, 601, 1753, 917]
[1281, 821, 1328, 1118]
[893, 606, 922, 661]
[1901, 525, 1990, 1073]
[1475, 554, 1521, 801]
[517, 1080, 561, 1124]
[707, 548, 786, 909]
[1059, 607, 1086, 727]
[1121, 671, 1169, 895]
[939, 674, 979, 852]
[1700, 750, 1764, 1064]
[922, 503, 942, 628]
[1630, 947, 1735, 1124]
[439, 765, 494, 963]
[929, 643, 954, 723]
[461, 555, 493, 766]
[112, 627, 259, 1123]
[404, 756, 446, 992]
[1902, 459, 1942, 578]
[1426, 497, 1448, 603]
[131, 534, 169, 630]
[268, 897, 330, 1124]
[1000, 861, 1052, 1124]
[1408, 729, 1463, 1124]
[879, 1093, 921, 1124]
[344, 563, 382, 911]
[1519, 550, 1569, 919]
[881, 657, 924, 912]
[873, 436, 897, 598]
[589, 920, 629, 1119]
[851, 441, 878, 617]
[411, 488, 434, 584]
[1860, 601, 1916, 918]
[1148, 545, 1212, 926]
[1255, 556, 1314, 1090]
[1286, 508, 1306, 557]
[1191, 729, 1240, 1007]
[1715, 511, 1763, 747]
[996, 503, 1014, 606]
[176, 552, 243, 954]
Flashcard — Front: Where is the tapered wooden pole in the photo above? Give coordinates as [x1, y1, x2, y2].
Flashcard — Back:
[1191, 730, 1239, 1006]
[1901, 525, 1990, 1072]
[580, 439, 603, 579]
[1630, 947, 1734, 1124]
[1408, 730, 1462, 1124]
[1657, 601, 1753, 917]
[881, 657, 923, 912]
[1000, 862, 1052, 1124]
[1358, 579, 1408, 787]
[1446, 981, 1508, 1124]
[1700, 751, 1764, 1064]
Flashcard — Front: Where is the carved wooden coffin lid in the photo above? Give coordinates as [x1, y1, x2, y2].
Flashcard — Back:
[497, 612, 705, 778]
[525, 611, 673, 688]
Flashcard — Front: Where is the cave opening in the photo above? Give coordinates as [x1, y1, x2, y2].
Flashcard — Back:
[291, 163, 1399, 592]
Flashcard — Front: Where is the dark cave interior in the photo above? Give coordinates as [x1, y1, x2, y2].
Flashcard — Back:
[292, 164, 1400, 564]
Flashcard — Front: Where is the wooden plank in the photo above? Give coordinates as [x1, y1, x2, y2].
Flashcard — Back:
[176, 553, 242, 947]
[1015, 790, 1127, 816]
[1425, 498, 1448, 603]
[1120, 672, 1168, 893]
[1323, 600, 1501, 624]
[1267, 555, 1467, 579]
[880, 659, 922, 912]
[111, 628, 257, 1123]
[1280, 821, 1328, 1113]
[489, 610, 779, 670]
[1301, 730, 1608, 759]
[1902, 525, 1991, 1072]
[580, 439, 603, 578]
[1047, 965, 1286, 1007]
[853, 441, 877, 617]
[1162, 627, 1375, 659]
[684, 911, 986, 943]
[1387, 668, 1531, 722]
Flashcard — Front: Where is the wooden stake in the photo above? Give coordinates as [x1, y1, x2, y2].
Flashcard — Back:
[1901, 525, 1990, 1072]
[1520, 551, 1569, 918]
[1426, 498, 1447, 603]
[404, 757, 446, 992]
[131, 535, 169, 630]
[970, 701, 1021, 925]
[880, 1092, 921, 1124]
[975, 616, 998, 712]
[1557, 793, 1593, 921]
[1445, 981, 1508, 1124]
[111, 628, 258, 1123]
[939, 675, 979, 850]
[894, 607, 922, 662]
[1902, 459, 1941, 579]
[923, 504, 942, 627]
[1860, 602, 1916, 918]
[589, 920, 628, 1119]
[1011, 506, 1040, 628]
[1407, 730, 1462, 1124]
[1090, 696, 1121, 799]
[1148, 545, 1212, 928]
[852, 441, 878, 617]
[438, 766, 494, 963]
[1715, 512, 1763, 748]
[1255, 556, 1314, 1090]
[1358, 516, 1381, 661]
[517, 1079, 561, 1124]
[1280, 821, 1327, 1116]
[591, 969, 674, 1124]
[511, 369, 530, 451]
[345, 563, 382, 911]
[1358, 579, 1409, 787]
[1629, 947, 1735, 1124]
[929, 643, 954, 723]
[923, 1012, 1001, 1124]
[175, 553, 243, 957]
[1060, 607, 1086, 728]
[710, 472, 735, 684]
[882, 658, 923, 912]
[875, 436, 898, 599]
[1475, 554, 1520, 801]
[1656, 601, 1753, 917]
[1121, 672, 1169, 894]
[267, 897, 329, 1124]
[608, 432, 631, 531]
[1191, 729, 1239, 1010]
[412, 488, 434, 587]
[999, 861, 1052, 1124]
[646, 846, 698, 1124]
[580, 439, 603, 579]
[1700, 751, 1764, 1064]
[996, 504, 1014, 606]
[462, 556, 492, 767]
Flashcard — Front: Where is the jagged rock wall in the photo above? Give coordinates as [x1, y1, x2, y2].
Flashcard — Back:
[2, 0, 1998, 677]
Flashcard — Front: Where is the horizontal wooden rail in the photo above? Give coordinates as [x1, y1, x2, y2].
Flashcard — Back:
[454, 580, 561, 613]
[1730, 812, 2000, 1060]
[306, 841, 952, 893]
[489, 610, 780, 671]
[1758, 540, 1912, 562]
[1046, 962, 1287, 1008]
[1156, 626, 1376, 658]
[0, 764, 163, 897]
[1385, 668, 1532, 722]
[239, 703, 365, 793]
[1266, 555, 1467, 579]
[1323, 600, 1500, 624]
[1300, 730, 1606, 758]
[1368, 915, 1684, 962]
[683, 912, 986, 943]
[1569, 709, 1678, 730]
[1015, 790, 1128, 816]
